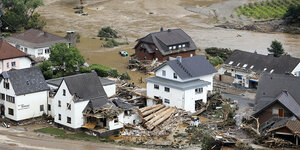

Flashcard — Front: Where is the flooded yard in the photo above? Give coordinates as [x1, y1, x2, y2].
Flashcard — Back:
[38, 0, 300, 87]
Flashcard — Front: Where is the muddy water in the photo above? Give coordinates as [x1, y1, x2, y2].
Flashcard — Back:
[39, 0, 300, 88]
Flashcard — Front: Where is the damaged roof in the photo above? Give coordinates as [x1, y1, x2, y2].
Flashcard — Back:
[153, 55, 217, 80]
[3, 67, 49, 95]
[112, 98, 134, 109]
[224, 50, 300, 74]
[5, 29, 69, 48]
[269, 116, 300, 137]
[135, 29, 197, 56]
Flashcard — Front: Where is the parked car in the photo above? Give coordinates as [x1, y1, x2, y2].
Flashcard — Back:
[119, 51, 129, 57]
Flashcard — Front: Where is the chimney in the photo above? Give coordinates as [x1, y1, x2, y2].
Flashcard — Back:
[160, 27, 164, 32]
[66, 30, 77, 47]
[176, 56, 182, 63]
[167, 29, 171, 32]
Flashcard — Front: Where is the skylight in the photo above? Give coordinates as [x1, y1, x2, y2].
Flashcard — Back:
[270, 69, 274, 73]
[228, 61, 233, 65]
[250, 65, 254, 69]
[243, 64, 248, 68]
[237, 63, 240, 66]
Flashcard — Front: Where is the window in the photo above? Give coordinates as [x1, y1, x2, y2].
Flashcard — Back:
[242, 64, 247, 68]
[25, 48, 28, 53]
[6, 62, 9, 68]
[173, 46, 176, 49]
[154, 84, 159, 90]
[45, 49, 50, 54]
[173, 73, 177, 79]
[179, 45, 182, 48]
[124, 110, 131, 116]
[169, 47, 172, 50]
[250, 65, 254, 69]
[154, 96, 159, 99]
[236, 63, 240, 66]
[113, 116, 119, 124]
[0, 93, 5, 100]
[8, 108, 14, 116]
[21, 47, 23, 51]
[40, 105, 44, 112]
[195, 88, 203, 94]
[236, 75, 242, 79]
[164, 99, 170, 104]
[11, 62, 16, 67]
[270, 69, 274, 73]
[48, 104, 51, 111]
[67, 103, 71, 110]
[165, 87, 170, 92]
[228, 61, 234, 65]
[162, 70, 166, 76]
[58, 100, 61, 107]
[263, 68, 267, 71]
[182, 44, 186, 48]
[67, 117, 71, 124]
[38, 49, 43, 55]
[6, 95, 15, 103]
[4, 80, 9, 89]
[63, 89, 66, 96]
[58, 114, 61, 120]
[16, 45, 20, 49]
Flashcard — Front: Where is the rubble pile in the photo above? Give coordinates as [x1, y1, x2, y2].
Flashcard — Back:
[128, 57, 162, 73]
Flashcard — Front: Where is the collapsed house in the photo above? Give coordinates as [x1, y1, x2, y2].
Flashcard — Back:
[134, 28, 197, 61]
[145, 55, 217, 113]
[46, 72, 140, 132]
[253, 73, 300, 145]
[218, 50, 300, 88]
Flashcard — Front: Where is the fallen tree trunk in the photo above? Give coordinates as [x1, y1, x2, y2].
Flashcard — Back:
[147, 108, 176, 130]
[144, 107, 173, 128]
[143, 106, 170, 122]
[142, 104, 165, 117]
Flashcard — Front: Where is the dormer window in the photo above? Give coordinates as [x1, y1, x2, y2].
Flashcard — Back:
[173, 73, 177, 79]
[173, 46, 176, 49]
[169, 47, 172, 50]
[228, 61, 234, 65]
[250, 65, 254, 69]
[179, 45, 182, 48]
[242, 64, 248, 68]
[162, 70, 166, 76]
[270, 69, 274, 73]
[26, 80, 30, 85]
[182, 44, 186, 48]
[263, 68, 267, 71]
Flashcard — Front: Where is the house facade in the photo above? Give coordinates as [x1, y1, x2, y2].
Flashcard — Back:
[253, 73, 300, 145]
[218, 50, 300, 88]
[146, 55, 217, 113]
[0, 40, 33, 73]
[134, 28, 197, 61]
[0, 67, 49, 121]
[5, 29, 70, 60]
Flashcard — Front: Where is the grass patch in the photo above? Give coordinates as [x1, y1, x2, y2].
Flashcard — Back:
[235, 0, 300, 20]
[35, 127, 108, 142]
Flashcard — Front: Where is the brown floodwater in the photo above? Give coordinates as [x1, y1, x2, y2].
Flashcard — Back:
[39, 0, 300, 87]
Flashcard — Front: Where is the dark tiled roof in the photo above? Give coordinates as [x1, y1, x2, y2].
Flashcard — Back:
[3, 67, 49, 95]
[224, 50, 300, 74]
[0, 40, 29, 60]
[153, 55, 217, 80]
[254, 91, 300, 119]
[135, 29, 197, 56]
[112, 98, 134, 109]
[99, 77, 115, 86]
[5, 29, 69, 48]
[47, 76, 115, 87]
[63, 73, 107, 103]
[269, 116, 300, 136]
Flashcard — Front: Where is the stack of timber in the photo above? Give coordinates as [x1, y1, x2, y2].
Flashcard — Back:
[138, 104, 177, 130]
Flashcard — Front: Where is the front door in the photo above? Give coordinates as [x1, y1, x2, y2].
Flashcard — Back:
[0, 105, 4, 116]
[279, 109, 284, 118]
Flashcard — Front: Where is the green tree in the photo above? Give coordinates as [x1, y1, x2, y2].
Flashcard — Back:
[25, 12, 46, 30]
[97, 27, 119, 38]
[284, 5, 300, 24]
[1, 0, 44, 31]
[267, 40, 284, 57]
[49, 43, 85, 75]
[39, 60, 53, 79]
[209, 56, 224, 67]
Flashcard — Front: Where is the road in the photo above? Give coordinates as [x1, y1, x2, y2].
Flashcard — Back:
[0, 127, 144, 150]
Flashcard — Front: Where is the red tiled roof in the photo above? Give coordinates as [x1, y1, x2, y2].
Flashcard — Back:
[0, 40, 28, 60]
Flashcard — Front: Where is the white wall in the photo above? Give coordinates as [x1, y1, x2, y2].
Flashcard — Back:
[52, 80, 89, 129]
[103, 84, 116, 97]
[19, 57, 32, 69]
[109, 112, 124, 130]
[7, 42, 50, 60]
[292, 63, 300, 76]
[155, 65, 184, 82]
[122, 110, 140, 125]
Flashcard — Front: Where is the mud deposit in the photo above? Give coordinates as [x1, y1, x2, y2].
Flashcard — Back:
[38, 0, 300, 87]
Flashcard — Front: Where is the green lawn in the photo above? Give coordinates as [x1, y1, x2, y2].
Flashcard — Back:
[235, 0, 300, 20]
[34, 127, 108, 142]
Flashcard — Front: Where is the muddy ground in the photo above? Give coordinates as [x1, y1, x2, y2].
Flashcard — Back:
[37, 0, 300, 87]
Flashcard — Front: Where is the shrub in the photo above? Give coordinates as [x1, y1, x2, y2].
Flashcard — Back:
[120, 72, 131, 80]
[205, 47, 233, 61]
[209, 56, 224, 67]
[97, 26, 119, 38]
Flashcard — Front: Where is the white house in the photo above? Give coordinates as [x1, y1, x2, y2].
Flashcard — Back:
[0, 40, 33, 73]
[50, 72, 130, 130]
[145, 55, 217, 113]
[0, 67, 49, 121]
[218, 50, 300, 88]
[5, 29, 70, 60]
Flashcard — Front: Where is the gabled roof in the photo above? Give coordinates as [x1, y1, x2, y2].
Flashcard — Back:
[269, 116, 300, 137]
[62, 73, 108, 104]
[112, 98, 134, 109]
[0, 40, 29, 60]
[224, 50, 300, 74]
[135, 29, 197, 56]
[47, 76, 115, 88]
[253, 91, 300, 119]
[153, 55, 217, 80]
[2, 67, 49, 95]
[5, 29, 69, 48]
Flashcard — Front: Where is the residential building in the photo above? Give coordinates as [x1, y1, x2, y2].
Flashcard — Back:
[134, 28, 197, 61]
[0, 40, 33, 73]
[145, 55, 217, 113]
[218, 50, 300, 88]
[253, 73, 300, 145]
[5, 29, 70, 60]
[0, 67, 49, 121]
[50, 73, 129, 130]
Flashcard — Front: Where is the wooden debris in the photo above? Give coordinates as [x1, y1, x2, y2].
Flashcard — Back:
[141, 104, 165, 117]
